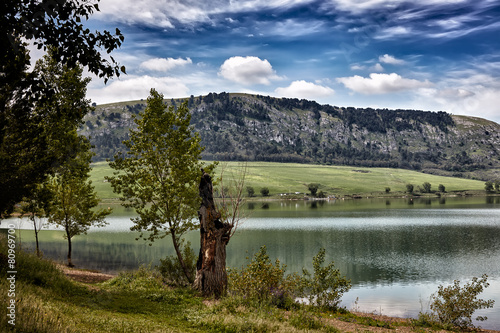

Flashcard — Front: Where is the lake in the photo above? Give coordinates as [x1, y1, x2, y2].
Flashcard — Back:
[2, 196, 500, 329]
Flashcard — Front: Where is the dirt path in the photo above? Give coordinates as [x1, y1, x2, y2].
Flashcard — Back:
[57, 264, 116, 283]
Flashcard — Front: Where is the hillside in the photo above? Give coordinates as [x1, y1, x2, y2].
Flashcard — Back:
[80, 93, 500, 180]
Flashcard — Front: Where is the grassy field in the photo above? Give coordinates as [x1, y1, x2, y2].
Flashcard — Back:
[90, 161, 487, 200]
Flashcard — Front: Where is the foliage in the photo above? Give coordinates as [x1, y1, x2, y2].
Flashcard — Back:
[227, 245, 303, 308]
[260, 187, 270, 197]
[20, 183, 53, 257]
[108, 89, 215, 283]
[485, 181, 494, 192]
[308, 183, 319, 196]
[0, 1, 124, 216]
[48, 139, 110, 266]
[429, 274, 495, 329]
[385, 187, 391, 193]
[157, 241, 197, 287]
[302, 248, 352, 310]
[422, 182, 432, 193]
[406, 184, 414, 194]
[438, 184, 446, 192]
[246, 186, 255, 197]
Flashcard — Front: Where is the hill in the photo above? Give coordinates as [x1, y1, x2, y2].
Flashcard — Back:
[80, 93, 500, 180]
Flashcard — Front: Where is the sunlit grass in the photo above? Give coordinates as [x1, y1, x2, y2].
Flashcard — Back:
[90, 161, 487, 200]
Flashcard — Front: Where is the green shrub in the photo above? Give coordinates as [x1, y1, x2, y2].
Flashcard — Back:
[302, 248, 351, 310]
[429, 274, 495, 329]
[157, 241, 197, 286]
[227, 245, 303, 308]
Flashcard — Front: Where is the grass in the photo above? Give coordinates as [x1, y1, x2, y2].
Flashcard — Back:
[90, 160, 488, 201]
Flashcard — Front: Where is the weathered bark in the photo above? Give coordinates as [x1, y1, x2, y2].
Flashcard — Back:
[193, 171, 233, 298]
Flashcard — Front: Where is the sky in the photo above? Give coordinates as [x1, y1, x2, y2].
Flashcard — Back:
[80, 0, 500, 123]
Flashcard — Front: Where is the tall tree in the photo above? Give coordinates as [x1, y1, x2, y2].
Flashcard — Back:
[108, 89, 214, 283]
[48, 137, 110, 267]
[1, 1, 124, 216]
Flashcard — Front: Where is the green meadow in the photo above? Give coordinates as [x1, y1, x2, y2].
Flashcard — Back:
[90, 161, 487, 201]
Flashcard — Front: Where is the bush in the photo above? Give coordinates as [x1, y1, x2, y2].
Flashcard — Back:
[308, 183, 319, 196]
[302, 248, 351, 310]
[227, 245, 302, 308]
[157, 241, 197, 286]
[429, 274, 495, 329]
[406, 184, 414, 194]
[422, 182, 432, 193]
[438, 184, 446, 192]
[246, 186, 255, 197]
[385, 187, 391, 193]
[260, 187, 270, 197]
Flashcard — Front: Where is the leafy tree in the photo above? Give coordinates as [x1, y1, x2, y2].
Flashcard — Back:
[260, 187, 270, 197]
[48, 138, 110, 267]
[494, 180, 500, 192]
[1, 1, 124, 216]
[108, 89, 214, 283]
[385, 187, 391, 193]
[485, 181, 494, 193]
[308, 183, 319, 196]
[246, 186, 255, 197]
[438, 184, 446, 193]
[20, 183, 53, 257]
[422, 182, 432, 193]
[406, 184, 414, 194]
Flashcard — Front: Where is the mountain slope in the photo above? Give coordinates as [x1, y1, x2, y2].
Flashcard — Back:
[81, 92, 500, 180]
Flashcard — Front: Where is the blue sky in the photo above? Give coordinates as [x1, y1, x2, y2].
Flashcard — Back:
[82, 0, 500, 123]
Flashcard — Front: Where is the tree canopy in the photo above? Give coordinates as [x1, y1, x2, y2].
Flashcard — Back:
[0, 1, 124, 216]
[108, 89, 214, 282]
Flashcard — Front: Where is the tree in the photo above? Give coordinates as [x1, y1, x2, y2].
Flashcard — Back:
[261, 187, 270, 197]
[246, 186, 255, 197]
[1, 1, 124, 216]
[485, 181, 494, 193]
[108, 89, 213, 283]
[20, 183, 52, 257]
[438, 184, 446, 193]
[385, 187, 391, 193]
[308, 183, 319, 196]
[48, 138, 110, 267]
[406, 184, 414, 194]
[494, 180, 500, 192]
[422, 182, 432, 193]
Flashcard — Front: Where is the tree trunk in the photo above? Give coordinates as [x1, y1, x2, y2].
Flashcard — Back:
[171, 229, 194, 283]
[65, 227, 74, 267]
[193, 171, 233, 298]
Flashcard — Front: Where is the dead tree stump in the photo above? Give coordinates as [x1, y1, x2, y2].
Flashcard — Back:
[193, 170, 233, 297]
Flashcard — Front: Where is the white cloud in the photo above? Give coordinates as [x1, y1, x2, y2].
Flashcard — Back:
[350, 64, 365, 71]
[379, 54, 405, 65]
[218, 56, 282, 85]
[139, 57, 192, 72]
[375, 26, 411, 39]
[337, 73, 432, 94]
[371, 63, 384, 72]
[275, 80, 334, 99]
[88, 75, 189, 104]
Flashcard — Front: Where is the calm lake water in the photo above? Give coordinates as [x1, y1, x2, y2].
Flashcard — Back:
[2, 196, 500, 328]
